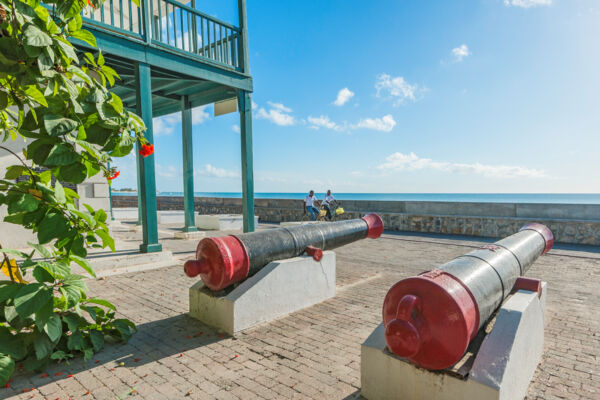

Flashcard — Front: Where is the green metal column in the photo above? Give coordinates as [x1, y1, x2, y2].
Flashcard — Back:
[135, 62, 162, 253]
[181, 96, 197, 232]
[238, 90, 254, 232]
[135, 142, 142, 225]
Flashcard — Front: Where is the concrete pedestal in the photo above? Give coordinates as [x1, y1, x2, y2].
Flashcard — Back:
[174, 230, 206, 240]
[361, 282, 547, 400]
[189, 251, 336, 334]
[195, 214, 259, 231]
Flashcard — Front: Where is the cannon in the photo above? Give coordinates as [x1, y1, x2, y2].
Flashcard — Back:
[184, 213, 384, 291]
[382, 223, 553, 370]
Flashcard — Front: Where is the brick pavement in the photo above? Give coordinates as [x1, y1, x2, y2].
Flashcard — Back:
[2, 226, 599, 399]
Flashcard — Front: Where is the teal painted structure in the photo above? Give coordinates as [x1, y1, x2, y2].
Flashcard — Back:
[74, 0, 255, 251]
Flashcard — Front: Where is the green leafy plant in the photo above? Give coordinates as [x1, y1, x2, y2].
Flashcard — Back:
[0, 0, 146, 385]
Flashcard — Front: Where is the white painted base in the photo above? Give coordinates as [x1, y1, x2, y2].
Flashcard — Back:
[174, 230, 206, 240]
[195, 214, 259, 231]
[189, 251, 336, 335]
[361, 282, 547, 400]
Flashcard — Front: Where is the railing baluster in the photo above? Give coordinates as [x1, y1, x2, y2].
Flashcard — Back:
[119, 0, 123, 28]
[165, 3, 170, 45]
[149, 0, 153, 39]
[172, 5, 177, 47]
[137, 2, 142, 35]
[212, 20, 217, 61]
[110, 0, 114, 26]
[157, 0, 162, 41]
[199, 16, 204, 55]
[100, 1, 105, 23]
[128, 0, 132, 32]
[179, 6, 184, 50]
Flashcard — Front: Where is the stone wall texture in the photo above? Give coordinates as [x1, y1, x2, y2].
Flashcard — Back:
[112, 196, 600, 246]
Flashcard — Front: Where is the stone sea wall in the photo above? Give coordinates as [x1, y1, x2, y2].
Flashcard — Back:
[112, 196, 600, 246]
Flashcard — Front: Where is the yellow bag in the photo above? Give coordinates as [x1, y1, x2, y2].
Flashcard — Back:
[319, 209, 327, 217]
[335, 207, 345, 215]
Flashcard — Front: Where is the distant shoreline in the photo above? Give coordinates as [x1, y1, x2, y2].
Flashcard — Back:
[110, 192, 600, 205]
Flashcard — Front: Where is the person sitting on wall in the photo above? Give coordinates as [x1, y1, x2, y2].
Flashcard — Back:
[304, 190, 320, 221]
[322, 189, 337, 221]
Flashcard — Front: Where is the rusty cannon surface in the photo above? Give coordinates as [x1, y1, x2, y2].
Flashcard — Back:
[382, 223, 553, 370]
[184, 214, 384, 291]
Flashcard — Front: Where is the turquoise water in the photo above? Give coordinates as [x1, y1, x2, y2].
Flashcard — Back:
[111, 192, 600, 204]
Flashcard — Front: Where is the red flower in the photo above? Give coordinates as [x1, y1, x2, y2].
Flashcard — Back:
[107, 171, 120, 180]
[87, 0, 97, 9]
[139, 144, 154, 157]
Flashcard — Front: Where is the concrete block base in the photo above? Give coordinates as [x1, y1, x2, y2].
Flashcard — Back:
[195, 214, 259, 231]
[174, 230, 206, 240]
[361, 282, 547, 400]
[189, 251, 336, 334]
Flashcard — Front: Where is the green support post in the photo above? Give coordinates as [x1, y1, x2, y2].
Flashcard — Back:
[135, 62, 162, 253]
[107, 162, 115, 221]
[238, 90, 254, 232]
[135, 141, 142, 225]
[181, 96, 197, 232]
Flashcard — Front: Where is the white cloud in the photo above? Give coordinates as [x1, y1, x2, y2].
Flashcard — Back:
[375, 74, 423, 106]
[333, 88, 355, 106]
[504, 0, 552, 8]
[378, 152, 545, 178]
[199, 164, 239, 179]
[152, 105, 209, 136]
[355, 114, 396, 132]
[156, 164, 179, 179]
[232, 124, 240, 133]
[255, 101, 296, 126]
[307, 115, 345, 131]
[452, 44, 470, 62]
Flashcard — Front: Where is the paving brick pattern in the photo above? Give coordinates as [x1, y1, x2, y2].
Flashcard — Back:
[3, 228, 599, 399]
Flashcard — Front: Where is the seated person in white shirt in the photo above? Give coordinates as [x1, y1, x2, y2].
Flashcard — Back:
[304, 190, 319, 221]
[322, 190, 337, 220]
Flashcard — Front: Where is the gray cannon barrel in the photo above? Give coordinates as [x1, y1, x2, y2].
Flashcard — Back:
[382, 223, 553, 370]
[184, 214, 384, 291]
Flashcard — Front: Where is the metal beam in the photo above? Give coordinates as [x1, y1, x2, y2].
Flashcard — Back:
[181, 96, 197, 233]
[135, 62, 162, 253]
[238, 90, 254, 232]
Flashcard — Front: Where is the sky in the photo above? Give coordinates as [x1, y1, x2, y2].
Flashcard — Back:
[112, 0, 600, 194]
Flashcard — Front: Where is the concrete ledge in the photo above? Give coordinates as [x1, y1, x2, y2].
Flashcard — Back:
[196, 214, 259, 231]
[361, 282, 547, 400]
[189, 251, 336, 334]
[279, 221, 322, 227]
[85, 251, 176, 278]
[174, 230, 206, 240]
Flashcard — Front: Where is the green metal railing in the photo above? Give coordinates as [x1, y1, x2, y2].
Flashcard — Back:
[82, 0, 242, 70]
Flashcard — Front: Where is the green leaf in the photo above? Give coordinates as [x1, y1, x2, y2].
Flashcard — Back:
[0, 326, 27, 359]
[86, 298, 115, 310]
[83, 348, 93, 362]
[28, 242, 52, 259]
[44, 143, 79, 166]
[4, 165, 26, 180]
[71, 255, 96, 278]
[55, 37, 78, 63]
[38, 213, 70, 244]
[23, 23, 52, 47]
[7, 193, 39, 213]
[14, 283, 52, 318]
[62, 313, 85, 332]
[58, 162, 87, 184]
[54, 181, 66, 203]
[60, 285, 81, 308]
[24, 85, 48, 107]
[0, 282, 20, 303]
[67, 330, 84, 350]
[70, 29, 97, 48]
[0, 354, 15, 386]
[33, 332, 53, 359]
[44, 314, 62, 342]
[33, 265, 55, 283]
[43, 114, 78, 136]
[67, 14, 82, 32]
[89, 329, 104, 351]
[95, 229, 115, 251]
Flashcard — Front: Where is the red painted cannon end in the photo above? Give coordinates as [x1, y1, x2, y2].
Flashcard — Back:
[520, 223, 554, 254]
[305, 246, 323, 262]
[382, 270, 479, 370]
[362, 213, 384, 239]
[184, 236, 250, 291]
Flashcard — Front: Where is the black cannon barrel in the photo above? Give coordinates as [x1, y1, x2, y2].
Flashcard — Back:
[184, 214, 384, 291]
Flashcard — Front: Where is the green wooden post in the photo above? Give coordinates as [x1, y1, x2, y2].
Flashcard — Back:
[135, 62, 162, 253]
[238, 90, 254, 232]
[237, 0, 249, 74]
[108, 162, 115, 221]
[142, 0, 151, 44]
[181, 95, 197, 232]
[135, 141, 142, 225]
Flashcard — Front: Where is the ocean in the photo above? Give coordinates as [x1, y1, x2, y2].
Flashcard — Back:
[111, 192, 600, 204]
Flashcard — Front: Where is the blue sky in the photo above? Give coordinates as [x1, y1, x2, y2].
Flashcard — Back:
[112, 0, 600, 193]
